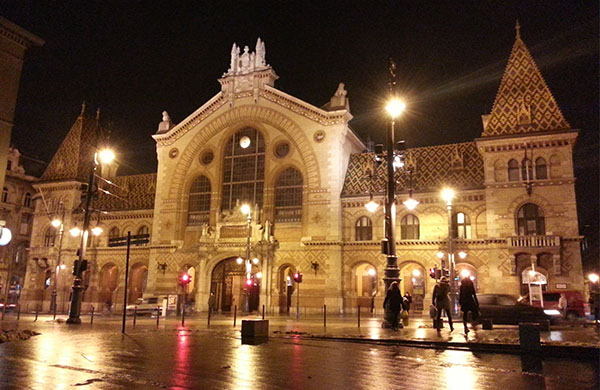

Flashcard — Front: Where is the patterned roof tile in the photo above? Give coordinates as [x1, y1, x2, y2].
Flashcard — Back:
[94, 173, 157, 211]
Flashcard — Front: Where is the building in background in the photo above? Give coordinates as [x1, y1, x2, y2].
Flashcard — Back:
[21, 28, 585, 315]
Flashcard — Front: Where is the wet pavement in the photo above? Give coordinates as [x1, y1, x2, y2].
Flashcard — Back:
[0, 313, 598, 389]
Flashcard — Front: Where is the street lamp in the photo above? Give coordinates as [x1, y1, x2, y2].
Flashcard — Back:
[49, 204, 66, 316]
[240, 203, 260, 312]
[67, 148, 113, 324]
[440, 187, 459, 315]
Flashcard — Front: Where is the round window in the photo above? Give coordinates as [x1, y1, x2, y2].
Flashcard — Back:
[169, 148, 179, 158]
[274, 142, 290, 158]
[200, 150, 214, 165]
[313, 130, 325, 143]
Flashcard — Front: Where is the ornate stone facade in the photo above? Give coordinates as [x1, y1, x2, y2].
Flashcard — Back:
[21, 32, 585, 315]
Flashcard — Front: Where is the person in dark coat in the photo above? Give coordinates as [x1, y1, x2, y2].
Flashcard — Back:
[402, 292, 413, 313]
[383, 281, 402, 330]
[459, 276, 479, 334]
[432, 277, 454, 332]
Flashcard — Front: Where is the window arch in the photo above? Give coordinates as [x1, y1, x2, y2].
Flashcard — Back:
[517, 203, 545, 236]
[400, 214, 419, 240]
[136, 225, 150, 246]
[108, 227, 119, 239]
[535, 157, 547, 180]
[355, 216, 373, 241]
[23, 193, 31, 207]
[274, 167, 303, 222]
[452, 212, 471, 239]
[1, 187, 8, 203]
[508, 159, 519, 181]
[221, 127, 265, 212]
[188, 176, 211, 225]
[44, 226, 57, 247]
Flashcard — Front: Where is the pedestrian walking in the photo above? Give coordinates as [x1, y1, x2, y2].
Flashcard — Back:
[402, 292, 412, 313]
[208, 292, 216, 315]
[432, 277, 453, 332]
[558, 293, 567, 319]
[383, 281, 402, 330]
[459, 276, 479, 334]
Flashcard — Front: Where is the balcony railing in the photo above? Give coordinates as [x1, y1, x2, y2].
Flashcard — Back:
[508, 235, 560, 248]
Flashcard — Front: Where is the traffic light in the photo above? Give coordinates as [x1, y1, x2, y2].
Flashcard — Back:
[179, 273, 192, 286]
[429, 267, 442, 279]
[293, 272, 303, 283]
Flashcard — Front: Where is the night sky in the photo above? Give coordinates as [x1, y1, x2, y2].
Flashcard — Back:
[2, 2, 598, 266]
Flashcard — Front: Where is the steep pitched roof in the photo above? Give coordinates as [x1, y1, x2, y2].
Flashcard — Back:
[342, 142, 484, 197]
[94, 173, 157, 211]
[481, 24, 570, 137]
[41, 108, 104, 182]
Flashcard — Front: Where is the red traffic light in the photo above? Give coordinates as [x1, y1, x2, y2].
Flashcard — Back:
[293, 272, 303, 283]
[246, 278, 253, 287]
[180, 273, 192, 285]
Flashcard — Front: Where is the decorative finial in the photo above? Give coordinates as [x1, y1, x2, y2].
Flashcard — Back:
[96, 108, 101, 121]
[80, 101, 86, 116]
[515, 19, 521, 40]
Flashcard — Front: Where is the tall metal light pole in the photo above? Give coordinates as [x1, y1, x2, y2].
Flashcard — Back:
[441, 188, 459, 316]
[50, 203, 66, 315]
[381, 58, 406, 328]
[239, 204, 260, 313]
[66, 149, 113, 324]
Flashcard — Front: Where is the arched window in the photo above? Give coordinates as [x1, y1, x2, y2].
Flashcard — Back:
[274, 167, 303, 222]
[535, 157, 547, 180]
[517, 203, 545, 236]
[108, 227, 119, 239]
[136, 226, 150, 246]
[452, 212, 471, 239]
[507, 159, 519, 181]
[521, 158, 533, 182]
[221, 127, 265, 212]
[1, 187, 8, 203]
[23, 193, 31, 207]
[44, 227, 57, 247]
[355, 216, 373, 241]
[188, 176, 211, 225]
[400, 214, 420, 240]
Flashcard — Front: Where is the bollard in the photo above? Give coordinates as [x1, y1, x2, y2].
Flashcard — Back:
[262, 305, 265, 320]
[358, 305, 361, 328]
[181, 304, 185, 327]
[156, 308, 160, 328]
[207, 308, 211, 327]
[17, 304, 20, 321]
[323, 304, 327, 328]
[133, 307, 137, 326]
[34, 309, 38, 322]
[519, 323, 541, 353]
[233, 305, 237, 327]
[53, 302, 57, 320]
[90, 306, 95, 324]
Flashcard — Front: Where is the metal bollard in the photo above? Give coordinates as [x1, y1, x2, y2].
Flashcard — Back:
[133, 307, 137, 326]
[53, 302, 57, 320]
[156, 307, 160, 328]
[262, 305, 265, 320]
[181, 304, 185, 327]
[324, 304, 327, 328]
[233, 305, 237, 327]
[17, 304, 20, 321]
[358, 305, 361, 328]
[207, 308, 211, 326]
[90, 306, 95, 324]
[34, 309, 38, 322]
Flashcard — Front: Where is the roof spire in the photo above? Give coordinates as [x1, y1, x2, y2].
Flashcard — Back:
[515, 19, 521, 40]
[96, 107, 101, 121]
[80, 101, 86, 116]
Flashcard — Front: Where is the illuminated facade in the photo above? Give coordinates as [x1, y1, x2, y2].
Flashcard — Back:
[22, 30, 584, 314]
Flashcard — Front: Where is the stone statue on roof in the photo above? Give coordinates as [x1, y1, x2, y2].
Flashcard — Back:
[335, 82, 347, 97]
[229, 43, 239, 73]
[157, 110, 173, 134]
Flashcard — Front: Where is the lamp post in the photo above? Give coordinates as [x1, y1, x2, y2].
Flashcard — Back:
[588, 273, 599, 323]
[50, 206, 66, 314]
[66, 148, 113, 324]
[440, 188, 460, 316]
[239, 204, 261, 313]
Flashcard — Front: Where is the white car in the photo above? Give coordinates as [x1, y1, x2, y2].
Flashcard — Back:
[126, 297, 162, 316]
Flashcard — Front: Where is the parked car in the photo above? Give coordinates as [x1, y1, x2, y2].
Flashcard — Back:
[478, 294, 561, 325]
[126, 297, 162, 316]
[0, 300, 17, 311]
[541, 291, 590, 319]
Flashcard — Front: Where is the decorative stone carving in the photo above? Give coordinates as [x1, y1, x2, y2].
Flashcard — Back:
[224, 38, 269, 76]
[157, 111, 173, 134]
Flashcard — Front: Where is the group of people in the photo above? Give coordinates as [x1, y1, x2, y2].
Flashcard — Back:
[383, 275, 479, 335]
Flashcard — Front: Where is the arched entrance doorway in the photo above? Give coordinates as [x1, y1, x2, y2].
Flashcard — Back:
[210, 257, 260, 312]
[400, 263, 426, 312]
[99, 263, 119, 310]
[353, 263, 377, 311]
[278, 264, 296, 313]
[521, 267, 548, 299]
[128, 263, 148, 304]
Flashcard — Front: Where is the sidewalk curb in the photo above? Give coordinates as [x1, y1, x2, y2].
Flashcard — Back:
[297, 334, 600, 360]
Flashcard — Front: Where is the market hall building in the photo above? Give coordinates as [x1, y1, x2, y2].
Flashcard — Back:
[21, 29, 584, 316]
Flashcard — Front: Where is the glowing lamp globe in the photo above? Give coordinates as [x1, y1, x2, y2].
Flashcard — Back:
[98, 149, 115, 164]
[385, 99, 406, 119]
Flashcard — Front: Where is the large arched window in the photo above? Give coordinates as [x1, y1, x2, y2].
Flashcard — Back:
[355, 216, 373, 241]
[44, 227, 57, 247]
[274, 167, 303, 222]
[23, 193, 32, 207]
[452, 212, 471, 239]
[108, 227, 120, 239]
[517, 203, 545, 236]
[400, 214, 420, 240]
[507, 159, 519, 181]
[535, 157, 547, 180]
[136, 226, 150, 246]
[221, 127, 265, 212]
[188, 176, 211, 225]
